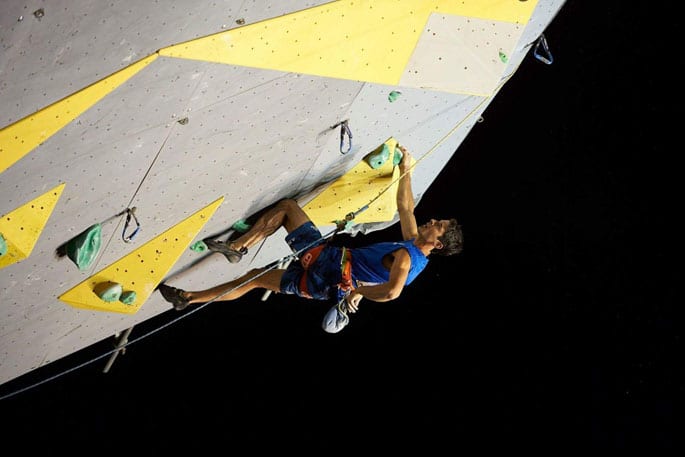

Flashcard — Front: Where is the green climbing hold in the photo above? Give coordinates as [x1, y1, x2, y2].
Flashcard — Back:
[388, 90, 402, 102]
[66, 223, 102, 270]
[334, 219, 354, 231]
[94, 281, 123, 303]
[393, 145, 403, 166]
[190, 240, 208, 252]
[499, 51, 508, 63]
[365, 143, 390, 169]
[119, 290, 137, 305]
[0, 233, 7, 256]
[232, 219, 251, 233]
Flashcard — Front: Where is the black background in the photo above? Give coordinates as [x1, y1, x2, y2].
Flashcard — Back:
[1, 2, 677, 451]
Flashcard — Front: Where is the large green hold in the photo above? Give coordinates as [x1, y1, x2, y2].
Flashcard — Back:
[66, 223, 102, 270]
[365, 143, 403, 169]
[365, 143, 390, 169]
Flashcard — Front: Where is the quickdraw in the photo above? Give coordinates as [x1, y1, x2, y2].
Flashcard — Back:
[533, 33, 554, 65]
[122, 207, 140, 243]
[330, 119, 353, 154]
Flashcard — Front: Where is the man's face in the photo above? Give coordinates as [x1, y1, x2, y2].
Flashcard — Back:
[420, 219, 448, 241]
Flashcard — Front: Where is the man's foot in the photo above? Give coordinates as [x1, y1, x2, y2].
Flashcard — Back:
[204, 239, 247, 263]
[157, 283, 190, 311]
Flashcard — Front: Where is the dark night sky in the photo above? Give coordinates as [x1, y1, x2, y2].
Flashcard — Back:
[1, 2, 677, 451]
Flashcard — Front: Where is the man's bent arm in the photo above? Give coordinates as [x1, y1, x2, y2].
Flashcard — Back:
[346, 249, 411, 310]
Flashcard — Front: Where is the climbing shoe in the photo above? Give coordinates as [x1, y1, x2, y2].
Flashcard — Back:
[204, 239, 247, 263]
[157, 283, 190, 311]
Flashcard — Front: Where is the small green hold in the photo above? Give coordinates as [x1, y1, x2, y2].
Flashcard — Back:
[499, 51, 508, 63]
[232, 219, 251, 233]
[0, 233, 7, 256]
[388, 90, 402, 102]
[334, 219, 354, 231]
[95, 282, 123, 303]
[119, 290, 137, 305]
[190, 240, 208, 252]
[365, 143, 390, 169]
[393, 145, 403, 166]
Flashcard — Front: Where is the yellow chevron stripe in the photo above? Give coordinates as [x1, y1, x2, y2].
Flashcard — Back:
[160, 0, 536, 84]
[0, 54, 158, 174]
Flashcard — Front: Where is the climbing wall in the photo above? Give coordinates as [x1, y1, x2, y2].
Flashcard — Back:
[0, 0, 566, 387]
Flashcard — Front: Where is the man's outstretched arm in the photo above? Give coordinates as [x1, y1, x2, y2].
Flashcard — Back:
[396, 146, 418, 241]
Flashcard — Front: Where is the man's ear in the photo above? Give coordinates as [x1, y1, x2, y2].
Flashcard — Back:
[434, 240, 443, 250]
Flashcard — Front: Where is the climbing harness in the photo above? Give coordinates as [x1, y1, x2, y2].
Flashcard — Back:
[293, 232, 355, 301]
[337, 247, 354, 295]
[533, 33, 554, 65]
[331, 119, 353, 154]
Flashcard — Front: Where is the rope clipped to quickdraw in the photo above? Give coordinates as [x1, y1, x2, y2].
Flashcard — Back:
[59, 206, 141, 270]
[331, 119, 353, 154]
[121, 207, 140, 243]
[334, 211, 357, 232]
[533, 33, 554, 65]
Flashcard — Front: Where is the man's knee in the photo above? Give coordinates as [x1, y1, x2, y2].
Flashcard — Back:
[277, 198, 310, 232]
[276, 198, 300, 212]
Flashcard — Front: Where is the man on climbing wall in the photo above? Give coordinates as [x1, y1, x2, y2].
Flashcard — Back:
[157, 146, 463, 332]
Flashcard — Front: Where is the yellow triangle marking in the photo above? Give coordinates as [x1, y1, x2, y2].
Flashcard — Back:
[58, 197, 223, 314]
[304, 138, 412, 226]
[0, 183, 65, 269]
[159, 0, 536, 85]
[0, 54, 158, 174]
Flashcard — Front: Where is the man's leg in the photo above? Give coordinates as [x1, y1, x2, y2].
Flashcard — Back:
[159, 268, 285, 309]
[206, 198, 311, 263]
[228, 198, 311, 252]
[185, 268, 285, 303]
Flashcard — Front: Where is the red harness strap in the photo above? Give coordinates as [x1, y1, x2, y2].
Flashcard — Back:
[297, 245, 354, 299]
[298, 244, 325, 298]
[338, 247, 354, 293]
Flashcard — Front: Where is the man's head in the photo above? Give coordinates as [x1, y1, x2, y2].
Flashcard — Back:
[419, 218, 463, 256]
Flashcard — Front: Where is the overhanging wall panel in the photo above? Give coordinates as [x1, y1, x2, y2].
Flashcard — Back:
[0, 0, 331, 127]
[0, 0, 567, 388]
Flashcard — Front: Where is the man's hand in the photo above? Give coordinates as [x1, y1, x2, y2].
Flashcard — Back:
[398, 145, 412, 174]
[345, 291, 363, 313]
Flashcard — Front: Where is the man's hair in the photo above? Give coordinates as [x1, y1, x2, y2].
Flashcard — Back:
[433, 218, 463, 256]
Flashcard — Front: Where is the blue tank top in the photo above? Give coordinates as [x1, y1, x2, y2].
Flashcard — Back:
[350, 239, 428, 286]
